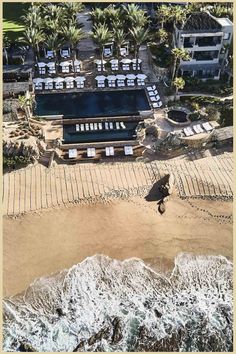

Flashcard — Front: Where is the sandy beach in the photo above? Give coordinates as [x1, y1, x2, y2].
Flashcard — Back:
[3, 195, 232, 297]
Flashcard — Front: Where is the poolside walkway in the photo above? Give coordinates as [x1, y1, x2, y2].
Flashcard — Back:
[3, 151, 233, 216]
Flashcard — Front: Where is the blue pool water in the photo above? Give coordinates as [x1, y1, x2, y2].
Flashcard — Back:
[63, 122, 138, 143]
[35, 90, 150, 118]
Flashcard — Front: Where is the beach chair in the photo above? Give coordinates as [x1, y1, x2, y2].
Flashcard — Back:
[105, 122, 109, 130]
[62, 67, 70, 73]
[39, 67, 46, 75]
[150, 96, 158, 102]
[80, 124, 85, 131]
[124, 146, 133, 156]
[120, 122, 126, 129]
[105, 146, 114, 156]
[76, 82, 84, 88]
[90, 123, 94, 130]
[94, 123, 98, 130]
[85, 123, 89, 131]
[76, 124, 80, 132]
[48, 82, 53, 90]
[98, 122, 103, 130]
[116, 122, 120, 129]
[109, 122, 113, 129]
[35, 83, 43, 90]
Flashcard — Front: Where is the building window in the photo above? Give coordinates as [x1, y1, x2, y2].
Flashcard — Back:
[223, 33, 230, 40]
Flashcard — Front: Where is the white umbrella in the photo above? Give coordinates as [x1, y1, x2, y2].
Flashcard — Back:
[106, 75, 117, 81]
[94, 59, 106, 65]
[131, 59, 142, 63]
[43, 77, 54, 83]
[37, 62, 46, 67]
[95, 75, 106, 81]
[137, 74, 147, 79]
[126, 74, 136, 79]
[110, 59, 118, 64]
[74, 76, 86, 82]
[47, 62, 56, 68]
[33, 78, 44, 84]
[116, 74, 126, 80]
[53, 77, 65, 83]
[59, 61, 72, 67]
[121, 58, 131, 64]
[64, 76, 74, 82]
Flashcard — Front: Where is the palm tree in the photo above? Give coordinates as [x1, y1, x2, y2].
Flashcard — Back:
[61, 26, 85, 74]
[156, 5, 172, 28]
[173, 77, 185, 98]
[129, 26, 149, 72]
[21, 5, 43, 30]
[171, 5, 187, 28]
[113, 29, 126, 60]
[44, 34, 63, 69]
[91, 23, 112, 72]
[104, 5, 121, 27]
[21, 28, 45, 63]
[90, 8, 106, 26]
[157, 28, 168, 45]
[123, 3, 148, 28]
[62, 2, 84, 26]
[171, 48, 190, 82]
[3, 33, 11, 65]
[18, 94, 34, 128]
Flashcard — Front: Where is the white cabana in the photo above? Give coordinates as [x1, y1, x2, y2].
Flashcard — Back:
[60, 48, 71, 58]
[124, 146, 133, 156]
[110, 59, 119, 71]
[53, 77, 64, 89]
[68, 149, 77, 158]
[75, 76, 86, 88]
[45, 50, 54, 59]
[74, 59, 81, 72]
[131, 58, 142, 70]
[60, 60, 73, 73]
[94, 59, 106, 72]
[116, 74, 126, 87]
[87, 148, 96, 158]
[105, 146, 114, 156]
[137, 74, 147, 86]
[126, 74, 136, 87]
[43, 77, 54, 90]
[64, 76, 74, 89]
[121, 58, 131, 71]
[37, 62, 46, 75]
[47, 62, 56, 74]
[107, 75, 117, 88]
[33, 78, 44, 90]
[95, 75, 106, 88]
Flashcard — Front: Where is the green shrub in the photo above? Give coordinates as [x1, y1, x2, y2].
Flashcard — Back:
[189, 112, 200, 121]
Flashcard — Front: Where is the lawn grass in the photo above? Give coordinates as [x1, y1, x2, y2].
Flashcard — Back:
[3, 2, 30, 42]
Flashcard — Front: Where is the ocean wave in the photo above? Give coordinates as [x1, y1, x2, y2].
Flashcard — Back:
[3, 253, 233, 352]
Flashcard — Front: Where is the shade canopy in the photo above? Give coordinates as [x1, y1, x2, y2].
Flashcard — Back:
[53, 77, 65, 83]
[136, 74, 147, 79]
[116, 74, 126, 80]
[106, 75, 117, 81]
[110, 59, 118, 64]
[131, 59, 142, 63]
[126, 74, 136, 79]
[94, 59, 106, 65]
[33, 78, 44, 84]
[59, 61, 72, 67]
[64, 76, 74, 82]
[43, 77, 53, 83]
[37, 62, 46, 67]
[47, 62, 56, 68]
[74, 76, 86, 82]
[120, 58, 131, 64]
[95, 75, 106, 81]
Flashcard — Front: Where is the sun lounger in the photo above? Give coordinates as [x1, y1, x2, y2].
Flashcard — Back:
[105, 146, 114, 156]
[98, 122, 103, 130]
[85, 123, 89, 131]
[87, 148, 96, 158]
[150, 96, 158, 102]
[90, 123, 94, 130]
[68, 149, 77, 159]
[111, 64, 119, 71]
[120, 122, 126, 129]
[109, 122, 113, 129]
[124, 145, 133, 156]
[76, 124, 80, 132]
[202, 122, 213, 132]
[80, 124, 85, 131]
[35, 83, 43, 90]
[105, 122, 109, 130]
[116, 122, 120, 129]
[94, 123, 98, 130]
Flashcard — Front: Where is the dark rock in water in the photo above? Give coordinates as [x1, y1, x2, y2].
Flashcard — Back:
[18, 342, 36, 352]
[56, 308, 64, 317]
[154, 309, 162, 318]
[111, 317, 123, 343]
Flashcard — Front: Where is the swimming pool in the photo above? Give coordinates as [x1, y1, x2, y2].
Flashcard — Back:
[63, 121, 138, 143]
[34, 90, 150, 118]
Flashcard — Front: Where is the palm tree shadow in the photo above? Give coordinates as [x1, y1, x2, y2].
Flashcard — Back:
[145, 175, 169, 202]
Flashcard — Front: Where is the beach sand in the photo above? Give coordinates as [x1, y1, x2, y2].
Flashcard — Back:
[3, 196, 232, 297]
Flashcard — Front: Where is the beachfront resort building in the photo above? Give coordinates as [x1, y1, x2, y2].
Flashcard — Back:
[174, 11, 233, 80]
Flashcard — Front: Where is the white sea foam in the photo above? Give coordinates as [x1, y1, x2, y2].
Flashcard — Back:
[3, 253, 233, 352]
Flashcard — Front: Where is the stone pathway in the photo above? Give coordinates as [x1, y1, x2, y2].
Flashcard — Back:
[3, 152, 233, 216]
[77, 11, 96, 52]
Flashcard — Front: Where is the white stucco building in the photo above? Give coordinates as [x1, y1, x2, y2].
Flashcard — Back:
[173, 11, 233, 80]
